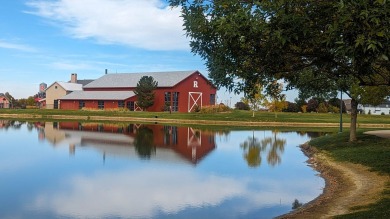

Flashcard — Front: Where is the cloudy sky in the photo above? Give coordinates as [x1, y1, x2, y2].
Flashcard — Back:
[1, 0, 296, 103]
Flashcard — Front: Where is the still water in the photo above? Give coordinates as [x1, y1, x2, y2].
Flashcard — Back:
[0, 120, 325, 219]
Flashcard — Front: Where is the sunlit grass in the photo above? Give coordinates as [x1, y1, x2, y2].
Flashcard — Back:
[310, 131, 390, 218]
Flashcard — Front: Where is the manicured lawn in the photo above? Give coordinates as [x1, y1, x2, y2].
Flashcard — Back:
[1, 108, 390, 124]
[310, 131, 390, 218]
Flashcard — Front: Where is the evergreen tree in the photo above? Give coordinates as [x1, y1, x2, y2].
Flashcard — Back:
[134, 76, 158, 111]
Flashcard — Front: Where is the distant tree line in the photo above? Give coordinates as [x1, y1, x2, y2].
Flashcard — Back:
[2, 92, 39, 108]
[236, 96, 346, 114]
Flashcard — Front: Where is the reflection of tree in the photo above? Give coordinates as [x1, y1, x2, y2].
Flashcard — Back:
[261, 132, 286, 166]
[292, 199, 303, 209]
[0, 120, 25, 130]
[240, 131, 286, 168]
[134, 127, 155, 159]
[240, 132, 267, 168]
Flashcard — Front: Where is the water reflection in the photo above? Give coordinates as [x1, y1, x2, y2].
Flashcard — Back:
[134, 126, 155, 159]
[0, 120, 326, 219]
[42, 122, 217, 165]
[0, 120, 24, 129]
[240, 130, 286, 168]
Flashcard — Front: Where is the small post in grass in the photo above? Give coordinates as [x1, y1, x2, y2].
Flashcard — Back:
[339, 90, 343, 133]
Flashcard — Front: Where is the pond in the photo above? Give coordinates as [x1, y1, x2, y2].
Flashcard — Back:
[0, 120, 325, 219]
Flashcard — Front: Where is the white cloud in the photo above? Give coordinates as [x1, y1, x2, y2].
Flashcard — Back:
[32, 169, 246, 218]
[26, 0, 189, 51]
[30, 167, 324, 218]
[0, 40, 36, 52]
[49, 61, 94, 71]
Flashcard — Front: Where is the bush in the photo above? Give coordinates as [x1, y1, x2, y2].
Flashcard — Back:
[200, 104, 231, 113]
[235, 102, 250, 110]
[301, 105, 307, 113]
[283, 102, 299, 112]
[26, 106, 38, 109]
[328, 106, 340, 113]
[317, 102, 328, 113]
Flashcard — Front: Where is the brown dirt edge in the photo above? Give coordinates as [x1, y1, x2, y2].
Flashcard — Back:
[1, 113, 390, 128]
[276, 143, 389, 219]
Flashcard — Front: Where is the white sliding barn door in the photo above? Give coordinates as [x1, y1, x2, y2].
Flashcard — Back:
[188, 92, 202, 112]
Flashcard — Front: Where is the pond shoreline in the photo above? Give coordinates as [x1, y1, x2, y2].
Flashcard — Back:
[1, 113, 390, 128]
[276, 143, 389, 219]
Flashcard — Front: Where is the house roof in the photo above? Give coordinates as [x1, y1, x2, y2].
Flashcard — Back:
[46, 81, 83, 92]
[0, 93, 10, 101]
[60, 91, 135, 100]
[76, 79, 94, 86]
[83, 70, 199, 89]
[57, 82, 83, 91]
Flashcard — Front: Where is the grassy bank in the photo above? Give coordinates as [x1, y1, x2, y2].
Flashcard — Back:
[309, 131, 390, 218]
[1, 108, 390, 125]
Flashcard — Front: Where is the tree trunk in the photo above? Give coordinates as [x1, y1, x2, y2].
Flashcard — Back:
[349, 98, 358, 142]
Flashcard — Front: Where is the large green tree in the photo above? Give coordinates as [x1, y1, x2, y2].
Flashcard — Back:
[169, 0, 390, 141]
[134, 76, 158, 111]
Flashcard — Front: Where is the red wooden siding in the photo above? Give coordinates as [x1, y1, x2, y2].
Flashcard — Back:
[60, 71, 217, 112]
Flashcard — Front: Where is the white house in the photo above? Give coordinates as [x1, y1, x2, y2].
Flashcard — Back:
[359, 100, 390, 115]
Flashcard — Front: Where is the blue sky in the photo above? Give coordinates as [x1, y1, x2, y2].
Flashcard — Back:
[1, 0, 296, 104]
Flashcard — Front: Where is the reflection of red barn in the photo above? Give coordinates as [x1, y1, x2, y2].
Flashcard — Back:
[55, 122, 216, 164]
[59, 71, 217, 112]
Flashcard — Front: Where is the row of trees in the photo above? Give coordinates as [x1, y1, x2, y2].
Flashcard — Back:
[237, 93, 346, 114]
[1, 92, 36, 108]
[284, 97, 346, 113]
[169, 0, 390, 142]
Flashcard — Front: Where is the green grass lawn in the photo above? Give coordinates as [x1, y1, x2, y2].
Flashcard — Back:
[1, 108, 390, 124]
[310, 131, 390, 218]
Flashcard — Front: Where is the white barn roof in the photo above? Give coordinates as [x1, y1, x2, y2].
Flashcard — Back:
[61, 91, 135, 100]
[84, 70, 198, 89]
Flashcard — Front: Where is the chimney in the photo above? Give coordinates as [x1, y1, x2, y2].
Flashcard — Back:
[71, 73, 77, 83]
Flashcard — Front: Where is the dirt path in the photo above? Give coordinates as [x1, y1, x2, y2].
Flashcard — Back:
[277, 144, 389, 219]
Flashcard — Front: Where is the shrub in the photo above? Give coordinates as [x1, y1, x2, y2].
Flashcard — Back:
[301, 105, 307, 113]
[200, 104, 231, 113]
[283, 102, 299, 112]
[26, 106, 38, 109]
[317, 102, 328, 113]
[235, 102, 250, 110]
[328, 106, 340, 113]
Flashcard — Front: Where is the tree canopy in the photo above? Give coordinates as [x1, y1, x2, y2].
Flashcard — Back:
[170, 0, 389, 90]
[134, 76, 158, 110]
[170, 0, 390, 141]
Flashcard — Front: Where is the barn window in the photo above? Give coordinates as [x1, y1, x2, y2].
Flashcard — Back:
[173, 92, 179, 111]
[118, 101, 124, 108]
[210, 94, 216, 105]
[165, 92, 171, 110]
[127, 101, 135, 111]
[98, 100, 104, 109]
[79, 100, 85, 109]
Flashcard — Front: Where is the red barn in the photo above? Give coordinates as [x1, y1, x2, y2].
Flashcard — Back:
[52, 122, 216, 164]
[60, 70, 217, 112]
